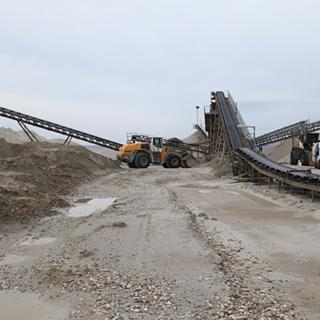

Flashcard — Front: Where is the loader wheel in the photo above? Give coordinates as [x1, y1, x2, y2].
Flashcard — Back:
[167, 155, 181, 169]
[127, 162, 136, 168]
[135, 153, 151, 169]
[181, 159, 191, 168]
[162, 163, 168, 168]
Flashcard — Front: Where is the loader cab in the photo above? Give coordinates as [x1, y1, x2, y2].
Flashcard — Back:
[149, 137, 163, 164]
[151, 137, 163, 150]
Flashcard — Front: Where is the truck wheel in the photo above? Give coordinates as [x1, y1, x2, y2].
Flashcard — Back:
[300, 150, 310, 166]
[135, 153, 151, 169]
[290, 150, 299, 165]
[127, 162, 136, 168]
[162, 163, 168, 168]
[167, 155, 181, 168]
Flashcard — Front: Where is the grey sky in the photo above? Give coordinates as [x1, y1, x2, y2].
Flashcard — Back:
[0, 0, 319, 142]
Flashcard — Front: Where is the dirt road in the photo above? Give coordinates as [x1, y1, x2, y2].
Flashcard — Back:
[1, 166, 319, 319]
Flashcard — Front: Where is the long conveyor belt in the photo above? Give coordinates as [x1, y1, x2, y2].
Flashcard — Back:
[0, 105, 209, 154]
[214, 92, 320, 190]
[215, 91, 242, 149]
[256, 120, 320, 146]
[0, 106, 123, 150]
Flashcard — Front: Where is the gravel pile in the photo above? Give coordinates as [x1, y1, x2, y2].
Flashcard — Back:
[0, 139, 119, 223]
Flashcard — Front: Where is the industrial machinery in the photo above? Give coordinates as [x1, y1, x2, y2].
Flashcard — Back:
[290, 133, 320, 167]
[117, 134, 191, 169]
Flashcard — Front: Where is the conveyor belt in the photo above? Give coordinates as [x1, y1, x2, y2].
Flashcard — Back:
[0, 106, 123, 150]
[237, 147, 320, 183]
[0, 105, 209, 155]
[256, 119, 320, 146]
[256, 120, 307, 146]
[213, 92, 320, 189]
[215, 91, 243, 150]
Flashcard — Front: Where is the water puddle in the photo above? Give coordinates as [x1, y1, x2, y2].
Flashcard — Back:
[20, 237, 56, 246]
[225, 190, 240, 196]
[67, 198, 117, 218]
[0, 290, 67, 320]
[198, 190, 211, 194]
[74, 198, 92, 204]
[0, 254, 28, 266]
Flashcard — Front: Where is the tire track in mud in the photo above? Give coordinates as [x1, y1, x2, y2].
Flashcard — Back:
[169, 188, 299, 319]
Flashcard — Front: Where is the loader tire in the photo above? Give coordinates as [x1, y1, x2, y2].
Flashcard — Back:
[162, 163, 168, 168]
[127, 162, 136, 168]
[167, 155, 181, 169]
[135, 152, 151, 169]
[181, 159, 191, 168]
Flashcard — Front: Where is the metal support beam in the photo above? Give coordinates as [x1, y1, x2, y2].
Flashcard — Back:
[64, 136, 72, 145]
[18, 121, 39, 142]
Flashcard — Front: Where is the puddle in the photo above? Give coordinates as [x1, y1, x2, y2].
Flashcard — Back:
[0, 254, 28, 266]
[198, 190, 211, 194]
[20, 237, 56, 246]
[225, 190, 240, 196]
[74, 198, 93, 204]
[67, 198, 117, 218]
[0, 290, 66, 320]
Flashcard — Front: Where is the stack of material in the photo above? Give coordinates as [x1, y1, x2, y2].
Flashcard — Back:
[0, 127, 45, 144]
[263, 138, 298, 164]
[182, 130, 208, 145]
[0, 139, 119, 223]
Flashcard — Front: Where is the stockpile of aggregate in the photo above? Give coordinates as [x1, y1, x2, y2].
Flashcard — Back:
[0, 139, 119, 223]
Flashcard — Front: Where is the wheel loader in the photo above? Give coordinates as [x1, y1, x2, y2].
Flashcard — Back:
[117, 134, 191, 169]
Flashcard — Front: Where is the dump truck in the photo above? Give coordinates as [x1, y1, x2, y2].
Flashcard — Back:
[117, 134, 191, 169]
[290, 133, 320, 168]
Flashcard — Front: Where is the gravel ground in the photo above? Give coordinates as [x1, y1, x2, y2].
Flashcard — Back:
[0, 165, 316, 319]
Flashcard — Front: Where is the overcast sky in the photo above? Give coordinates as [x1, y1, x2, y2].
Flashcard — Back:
[0, 0, 319, 143]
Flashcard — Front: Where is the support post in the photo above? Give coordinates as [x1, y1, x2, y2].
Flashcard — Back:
[18, 121, 39, 142]
[269, 177, 272, 189]
[64, 136, 72, 145]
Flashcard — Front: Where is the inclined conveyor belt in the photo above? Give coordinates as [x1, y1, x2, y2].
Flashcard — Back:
[237, 147, 320, 183]
[216, 91, 242, 150]
[0, 106, 123, 150]
[215, 92, 320, 185]
[0, 105, 208, 154]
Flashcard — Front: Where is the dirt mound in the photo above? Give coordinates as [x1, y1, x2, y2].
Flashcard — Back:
[182, 130, 208, 145]
[0, 139, 119, 223]
[203, 156, 233, 177]
[0, 127, 46, 144]
[86, 145, 117, 160]
[263, 138, 298, 164]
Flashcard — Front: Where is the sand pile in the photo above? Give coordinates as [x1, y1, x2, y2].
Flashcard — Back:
[182, 130, 208, 145]
[0, 139, 119, 223]
[86, 145, 117, 160]
[203, 156, 233, 177]
[263, 138, 298, 164]
[0, 127, 45, 144]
